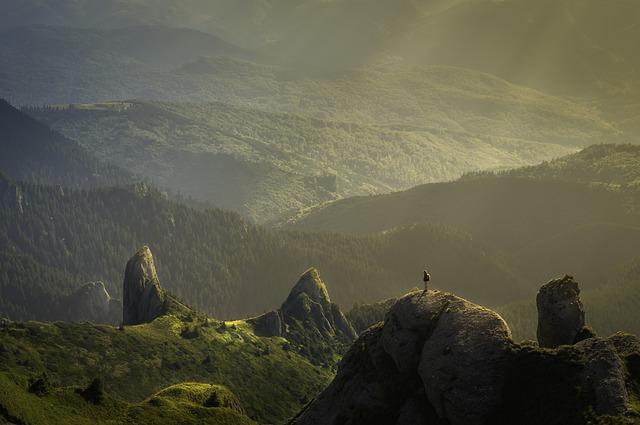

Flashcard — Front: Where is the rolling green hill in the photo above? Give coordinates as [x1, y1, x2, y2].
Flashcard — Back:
[0, 307, 331, 424]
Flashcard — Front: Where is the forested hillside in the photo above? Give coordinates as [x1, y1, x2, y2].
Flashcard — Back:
[0, 173, 526, 322]
[483, 144, 640, 187]
[286, 145, 640, 298]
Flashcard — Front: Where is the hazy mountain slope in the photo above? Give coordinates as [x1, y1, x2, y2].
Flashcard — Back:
[0, 25, 259, 105]
[27, 97, 581, 220]
[0, 99, 130, 188]
[386, 0, 640, 96]
[10, 48, 617, 147]
[4, 0, 640, 98]
[285, 145, 640, 294]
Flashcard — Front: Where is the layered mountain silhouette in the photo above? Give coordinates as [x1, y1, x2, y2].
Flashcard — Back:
[0, 99, 130, 188]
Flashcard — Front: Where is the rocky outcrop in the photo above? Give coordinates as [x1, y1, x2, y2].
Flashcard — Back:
[250, 310, 283, 338]
[65, 281, 122, 324]
[281, 268, 356, 340]
[291, 288, 640, 425]
[292, 290, 512, 425]
[537, 275, 585, 348]
[123, 246, 166, 325]
[249, 268, 356, 364]
[576, 337, 629, 416]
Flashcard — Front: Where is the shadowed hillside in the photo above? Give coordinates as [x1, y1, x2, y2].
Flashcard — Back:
[286, 145, 640, 297]
[0, 99, 130, 188]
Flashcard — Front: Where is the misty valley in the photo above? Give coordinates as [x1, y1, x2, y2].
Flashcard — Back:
[2, 0, 640, 424]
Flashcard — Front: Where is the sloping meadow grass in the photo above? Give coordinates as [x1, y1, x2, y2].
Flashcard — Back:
[0, 313, 332, 424]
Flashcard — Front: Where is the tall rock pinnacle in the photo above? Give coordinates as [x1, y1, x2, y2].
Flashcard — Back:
[123, 246, 166, 325]
[536, 275, 585, 348]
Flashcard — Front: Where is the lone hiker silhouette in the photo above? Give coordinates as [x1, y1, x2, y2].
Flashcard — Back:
[423, 270, 431, 291]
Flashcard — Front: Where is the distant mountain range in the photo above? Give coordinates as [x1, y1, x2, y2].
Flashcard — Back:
[3, 0, 640, 96]
[24, 60, 614, 220]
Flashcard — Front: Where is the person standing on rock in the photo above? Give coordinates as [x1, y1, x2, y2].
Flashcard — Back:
[423, 270, 430, 292]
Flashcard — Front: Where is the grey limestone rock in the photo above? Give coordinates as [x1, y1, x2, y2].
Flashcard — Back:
[122, 246, 166, 325]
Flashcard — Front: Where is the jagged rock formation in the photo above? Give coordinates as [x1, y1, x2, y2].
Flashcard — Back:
[250, 268, 356, 363]
[122, 246, 166, 325]
[537, 275, 586, 348]
[64, 281, 122, 324]
[291, 288, 640, 425]
[281, 268, 356, 340]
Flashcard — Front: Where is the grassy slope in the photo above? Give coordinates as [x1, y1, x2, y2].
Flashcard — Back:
[0, 312, 332, 424]
[0, 374, 256, 425]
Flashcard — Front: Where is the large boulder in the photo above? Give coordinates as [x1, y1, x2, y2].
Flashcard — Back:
[537, 275, 585, 348]
[291, 288, 640, 425]
[122, 246, 166, 325]
[292, 290, 513, 425]
[249, 310, 283, 337]
[576, 337, 629, 416]
[418, 299, 512, 425]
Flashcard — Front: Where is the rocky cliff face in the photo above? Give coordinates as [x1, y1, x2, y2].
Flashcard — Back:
[64, 281, 122, 324]
[122, 246, 166, 325]
[250, 268, 356, 364]
[536, 275, 586, 348]
[291, 287, 640, 425]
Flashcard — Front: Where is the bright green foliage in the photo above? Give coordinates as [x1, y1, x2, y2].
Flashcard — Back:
[0, 372, 257, 425]
[0, 312, 332, 424]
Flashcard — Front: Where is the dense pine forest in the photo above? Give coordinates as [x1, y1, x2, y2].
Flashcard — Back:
[0, 172, 524, 321]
